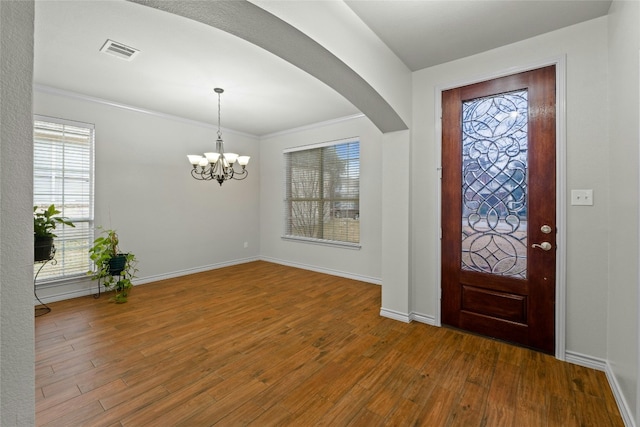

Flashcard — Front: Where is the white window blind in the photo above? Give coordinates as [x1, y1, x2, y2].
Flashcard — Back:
[284, 139, 360, 246]
[34, 116, 94, 282]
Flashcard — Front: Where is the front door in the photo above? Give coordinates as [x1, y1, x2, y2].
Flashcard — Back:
[441, 65, 556, 354]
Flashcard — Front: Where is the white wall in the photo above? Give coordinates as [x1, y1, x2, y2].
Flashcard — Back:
[259, 116, 383, 283]
[381, 130, 411, 320]
[412, 17, 610, 359]
[607, 1, 640, 424]
[0, 1, 36, 425]
[34, 88, 261, 301]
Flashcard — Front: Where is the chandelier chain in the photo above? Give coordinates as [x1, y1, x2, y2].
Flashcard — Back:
[217, 90, 222, 139]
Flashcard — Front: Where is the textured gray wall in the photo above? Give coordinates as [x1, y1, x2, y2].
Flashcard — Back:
[0, 1, 36, 425]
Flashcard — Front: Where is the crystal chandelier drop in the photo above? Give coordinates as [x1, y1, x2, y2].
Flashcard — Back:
[187, 88, 250, 186]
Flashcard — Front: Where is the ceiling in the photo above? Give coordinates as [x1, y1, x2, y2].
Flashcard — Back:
[34, 0, 612, 137]
[345, 0, 612, 72]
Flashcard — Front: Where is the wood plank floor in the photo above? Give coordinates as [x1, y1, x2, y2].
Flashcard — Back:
[36, 261, 623, 426]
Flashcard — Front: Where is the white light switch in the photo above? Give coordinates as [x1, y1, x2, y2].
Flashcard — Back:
[571, 189, 593, 206]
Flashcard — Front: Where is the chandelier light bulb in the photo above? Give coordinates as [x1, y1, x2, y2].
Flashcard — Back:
[224, 153, 239, 164]
[187, 155, 203, 165]
[204, 152, 220, 163]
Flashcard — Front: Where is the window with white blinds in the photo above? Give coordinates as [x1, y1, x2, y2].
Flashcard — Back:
[34, 116, 94, 282]
[284, 139, 360, 247]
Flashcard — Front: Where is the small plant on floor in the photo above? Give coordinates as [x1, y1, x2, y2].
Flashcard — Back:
[88, 228, 138, 303]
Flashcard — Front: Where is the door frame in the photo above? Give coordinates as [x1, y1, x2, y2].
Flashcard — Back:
[434, 55, 567, 360]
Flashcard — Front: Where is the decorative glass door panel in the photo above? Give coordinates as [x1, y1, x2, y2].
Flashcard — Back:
[441, 65, 556, 354]
[461, 90, 528, 279]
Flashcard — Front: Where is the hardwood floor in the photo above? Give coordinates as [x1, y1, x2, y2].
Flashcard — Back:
[36, 261, 623, 426]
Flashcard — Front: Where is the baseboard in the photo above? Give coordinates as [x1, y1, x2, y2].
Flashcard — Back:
[410, 312, 437, 326]
[565, 351, 635, 427]
[379, 309, 436, 325]
[35, 257, 261, 304]
[134, 257, 260, 285]
[379, 307, 411, 323]
[564, 350, 607, 371]
[259, 256, 382, 285]
[35, 286, 96, 304]
[604, 361, 636, 427]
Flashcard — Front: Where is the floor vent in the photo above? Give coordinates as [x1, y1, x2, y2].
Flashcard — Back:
[99, 39, 140, 61]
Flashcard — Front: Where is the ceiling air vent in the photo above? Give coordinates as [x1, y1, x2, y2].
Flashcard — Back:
[99, 39, 140, 61]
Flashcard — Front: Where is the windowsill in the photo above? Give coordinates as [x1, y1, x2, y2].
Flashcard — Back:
[281, 235, 361, 250]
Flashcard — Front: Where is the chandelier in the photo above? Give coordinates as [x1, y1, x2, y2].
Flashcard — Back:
[187, 88, 250, 186]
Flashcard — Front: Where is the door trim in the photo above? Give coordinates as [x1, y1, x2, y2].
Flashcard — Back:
[434, 55, 567, 360]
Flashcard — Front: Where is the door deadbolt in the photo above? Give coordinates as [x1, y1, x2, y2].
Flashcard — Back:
[540, 225, 553, 234]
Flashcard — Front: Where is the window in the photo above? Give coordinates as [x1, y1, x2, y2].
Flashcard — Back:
[34, 116, 94, 282]
[284, 138, 360, 247]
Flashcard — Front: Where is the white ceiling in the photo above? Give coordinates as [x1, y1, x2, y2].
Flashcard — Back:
[34, 0, 612, 137]
[345, 0, 613, 72]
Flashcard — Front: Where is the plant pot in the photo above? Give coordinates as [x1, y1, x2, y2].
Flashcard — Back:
[108, 254, 127, 276]
[34, 236, 54, 262]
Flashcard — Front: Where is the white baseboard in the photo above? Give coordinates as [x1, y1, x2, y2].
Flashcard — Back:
[564, 350, 607, 371]
[134, 257, 260, 285]
[410, 312, 437, 326]
[604, 361, 636, 427]
[379, 309, 436, 326]
[35, 287, 96, 304]
[259, 256, 382, 285]
[34, 257, 261, 304]
[565, 351, 634, 427]
[379, 307, 411, 323]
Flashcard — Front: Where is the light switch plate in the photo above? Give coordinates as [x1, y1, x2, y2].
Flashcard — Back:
[571, 189, 593, 206]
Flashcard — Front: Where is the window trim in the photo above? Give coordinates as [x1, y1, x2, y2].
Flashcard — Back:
[282, 137, 361, 249]
[34, 114, 95, 284]
[281, 235, 361, 249]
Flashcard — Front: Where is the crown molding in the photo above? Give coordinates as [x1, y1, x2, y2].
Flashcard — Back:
[260, 113, 366, 140]
[33, 84, 257, 139]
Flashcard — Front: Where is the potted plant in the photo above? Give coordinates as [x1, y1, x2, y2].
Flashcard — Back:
[34, 204, 75, 262]
[88, 229, 138, 303]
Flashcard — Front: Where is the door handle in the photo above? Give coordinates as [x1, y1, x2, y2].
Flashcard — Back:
[532, 242, 552, 251]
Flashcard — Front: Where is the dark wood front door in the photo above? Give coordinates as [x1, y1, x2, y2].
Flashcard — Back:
[441, 65, 556, 354]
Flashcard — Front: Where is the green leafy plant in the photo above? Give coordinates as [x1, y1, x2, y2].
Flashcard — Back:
[34, 204, 76, 262]
[88, 229, 138, 303]
[34, 204, 75, 238]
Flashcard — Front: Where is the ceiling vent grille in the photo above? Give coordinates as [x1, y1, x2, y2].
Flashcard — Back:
[99, 39, 140, 61]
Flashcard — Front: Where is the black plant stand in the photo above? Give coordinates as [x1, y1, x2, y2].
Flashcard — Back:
[94, 255, 127, 299]
[34, 254, 55, 317]
[94, 277, 101, 299]
[94, 275, 104, 299]
[94, 273, 123, 299]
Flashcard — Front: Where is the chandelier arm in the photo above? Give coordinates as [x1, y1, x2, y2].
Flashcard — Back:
[210, 161, 225, 182]
[209, 166, 219, 180]
[191, 167, 207, 180]
[231, 168, 248, 180]
[202, 165, 216, 181]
